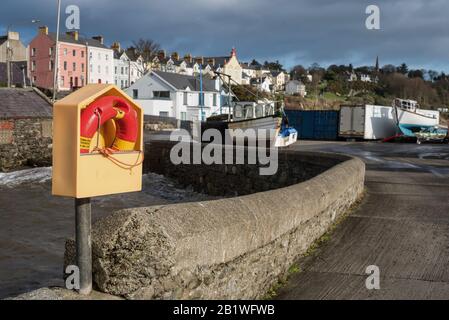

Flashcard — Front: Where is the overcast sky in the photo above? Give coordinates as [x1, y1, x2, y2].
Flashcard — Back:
[2, 0, 449, 72]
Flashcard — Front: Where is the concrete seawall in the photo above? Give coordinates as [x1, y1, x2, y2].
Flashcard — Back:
[65, 141, 365, 299]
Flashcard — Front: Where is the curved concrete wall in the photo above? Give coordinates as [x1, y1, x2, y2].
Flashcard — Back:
[65, 143, 365, 299]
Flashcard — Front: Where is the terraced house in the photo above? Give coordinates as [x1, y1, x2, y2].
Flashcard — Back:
[28, 26, 113, 91]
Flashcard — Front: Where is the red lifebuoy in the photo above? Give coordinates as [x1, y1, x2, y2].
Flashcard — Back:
[80, 96, 138, 154]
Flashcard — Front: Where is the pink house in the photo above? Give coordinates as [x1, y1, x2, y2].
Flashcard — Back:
[29, 26, 106, 91]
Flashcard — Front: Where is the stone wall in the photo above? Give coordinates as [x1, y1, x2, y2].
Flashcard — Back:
[0, 118, 52, 171]
[145, 141, 347, 196]
[65, 142, 365, 299]
[144, 115, 178, 131]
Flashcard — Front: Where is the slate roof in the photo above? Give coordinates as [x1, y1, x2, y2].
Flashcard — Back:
[0, 88, 52, 119]
[48, 32, 108, 49]
[153, 70, 218, 92]
[0, 62, 31, 87]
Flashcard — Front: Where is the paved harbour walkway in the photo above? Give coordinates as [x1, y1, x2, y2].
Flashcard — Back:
[277, 141, 449, 299]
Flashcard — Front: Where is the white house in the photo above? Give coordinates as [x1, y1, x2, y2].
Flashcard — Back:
[113, 49, 131, 89]
[360, 74, 372, 82]
[285, 80, 307, 97]
[251, 76, 272, 93]
[126, 70, 221, 121]
[111, 42, 145, 89]
[87, 36, 114, 85]
[129, 55, 144, 86]
[270, 71, 286, 91]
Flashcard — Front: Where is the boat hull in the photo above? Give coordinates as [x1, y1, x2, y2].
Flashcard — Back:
[394, 108, 439, 137]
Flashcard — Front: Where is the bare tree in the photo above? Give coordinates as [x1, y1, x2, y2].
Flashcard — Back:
[129, 38, 161, 74]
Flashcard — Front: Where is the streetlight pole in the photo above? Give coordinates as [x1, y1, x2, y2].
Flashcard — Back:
[53, 0, 62, 102]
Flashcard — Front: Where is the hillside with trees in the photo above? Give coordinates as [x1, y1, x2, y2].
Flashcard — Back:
[287, 62, 449, 112]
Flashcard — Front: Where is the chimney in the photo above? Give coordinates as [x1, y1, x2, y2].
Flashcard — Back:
[39, 26, 48, 36]
[171, 52, 179, 61]
[7, 31, 19, 41]
[157, 50, 166, 60]
[66, 31, 79, 41]
[111, 42, 121, 52]
[184, 54, 192, 63]
[92, 35, 104, 45]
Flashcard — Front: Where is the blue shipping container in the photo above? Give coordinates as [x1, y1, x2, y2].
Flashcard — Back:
[285, 110, 339, 140]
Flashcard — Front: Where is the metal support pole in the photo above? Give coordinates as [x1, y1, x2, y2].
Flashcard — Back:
[75, 197, 92, 295]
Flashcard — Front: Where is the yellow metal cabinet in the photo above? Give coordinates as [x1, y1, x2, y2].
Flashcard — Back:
[52, 84, 143, 198]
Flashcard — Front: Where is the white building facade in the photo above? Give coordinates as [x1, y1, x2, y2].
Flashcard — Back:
[87, 38, 114, 85]
[126, 70, 221, 121]
[286, 80, 307, 97]
[113, 50, 130, 89]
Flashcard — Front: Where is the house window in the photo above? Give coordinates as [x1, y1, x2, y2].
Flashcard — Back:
[64, 61, 67, 71]
[89, 64, 93, 73]
[213, 93, 217, 106]
[153, 91, 170, 99]
[105, 54, 108, 61]
[159, 111, 169, 117]
[89, 52, 92, 59]
[73, 62, 76, 71]
[60, 76, 64, 86]
[49, 47, 53, 56]
[181, 112, 187, 121]
[49, 60, 54, 71]
[121, 80, 124, 88]
[31, 48, 36, 56]
[98, 65, 101, 74]
[125, 80, 128, 87]
[183, 92, 188, 105]
[133, 89, 138, 99]
[121, 67, 124, 75]
[81, 63, 85, 72]
[31, 61, 36, 71]
[115, 67, 117, 74]
[64, 48, 67, 55]
[72, 50, 76, 57]
[81, 51, 84, 58]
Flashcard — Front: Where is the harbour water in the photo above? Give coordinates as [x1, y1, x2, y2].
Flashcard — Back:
[0, 167, 212, 299]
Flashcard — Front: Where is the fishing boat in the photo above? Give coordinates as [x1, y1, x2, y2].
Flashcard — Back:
[392, 98, 440, 137]
[210, 71, 297, 147]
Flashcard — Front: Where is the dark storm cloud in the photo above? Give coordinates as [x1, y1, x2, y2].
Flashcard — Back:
[1, 0, 449, 71]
